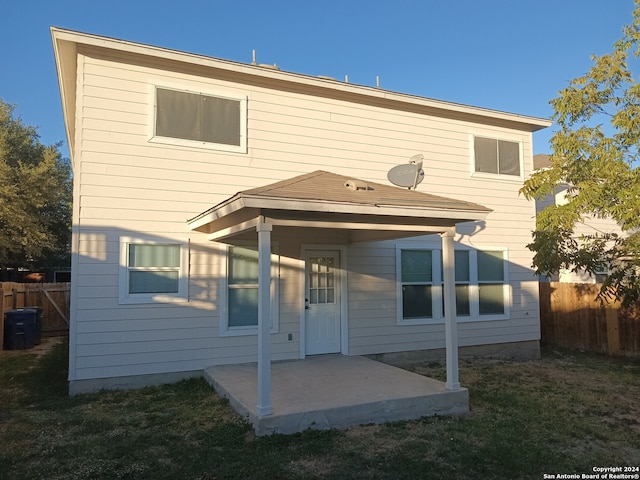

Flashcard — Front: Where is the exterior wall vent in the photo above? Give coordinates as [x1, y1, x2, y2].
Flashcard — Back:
[344, 179, 369, 191]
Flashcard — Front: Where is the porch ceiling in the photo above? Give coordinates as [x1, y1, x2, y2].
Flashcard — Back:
[187, 171, 491, 242]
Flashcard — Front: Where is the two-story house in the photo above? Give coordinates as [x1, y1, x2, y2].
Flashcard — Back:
[52, 28, 550, 429]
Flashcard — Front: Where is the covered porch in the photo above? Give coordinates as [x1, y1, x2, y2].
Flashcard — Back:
[204, 354, 468, 435]
[188, 170, 490, 434]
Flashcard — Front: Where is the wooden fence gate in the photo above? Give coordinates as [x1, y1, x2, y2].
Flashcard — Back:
[1, 282, 70, 346]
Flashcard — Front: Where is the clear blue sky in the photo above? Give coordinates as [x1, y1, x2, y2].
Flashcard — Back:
[1, 0, 636, 158]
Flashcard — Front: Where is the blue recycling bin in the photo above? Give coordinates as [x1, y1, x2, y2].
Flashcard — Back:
[3, 309, 37, 350]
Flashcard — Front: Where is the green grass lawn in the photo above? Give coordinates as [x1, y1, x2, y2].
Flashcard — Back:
[1, 340, 639, 479]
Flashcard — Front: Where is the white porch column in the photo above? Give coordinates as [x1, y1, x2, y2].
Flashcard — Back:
[256, 222, 273, 416]
[441, 229, 460, 391]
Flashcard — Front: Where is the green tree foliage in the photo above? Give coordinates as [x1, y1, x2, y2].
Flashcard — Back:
[521, 1, 640, 305]
[0, 99, 72, 270]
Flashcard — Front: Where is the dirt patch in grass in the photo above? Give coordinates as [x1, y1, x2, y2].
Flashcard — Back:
[0, 336, 65, 359]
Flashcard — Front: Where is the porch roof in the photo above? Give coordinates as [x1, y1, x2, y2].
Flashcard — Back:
[187, 170, 491, 241]
[188, 169, 474, 420]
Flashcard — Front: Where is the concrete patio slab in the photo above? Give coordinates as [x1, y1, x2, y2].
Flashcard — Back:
[204, 355, 468, 435]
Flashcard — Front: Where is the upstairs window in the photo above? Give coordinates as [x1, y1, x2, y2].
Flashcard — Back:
[152, 87, 247, 153]
[473, 136, 521, 177]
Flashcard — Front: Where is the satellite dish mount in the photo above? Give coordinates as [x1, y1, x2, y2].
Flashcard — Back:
[387, 154, 425, 190]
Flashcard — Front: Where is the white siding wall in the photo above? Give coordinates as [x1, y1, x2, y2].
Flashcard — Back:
[71, 46, 541, 382]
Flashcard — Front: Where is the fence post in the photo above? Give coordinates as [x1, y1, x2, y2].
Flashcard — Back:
[605, 307, 620, 356]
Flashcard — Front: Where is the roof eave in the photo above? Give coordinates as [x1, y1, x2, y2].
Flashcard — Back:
[51, 27, 78, 170]
[240, 195, 491, 220]
[49, 27, 552, 133]
[187, 194, 248, 231]
[187, 193, 491, 233]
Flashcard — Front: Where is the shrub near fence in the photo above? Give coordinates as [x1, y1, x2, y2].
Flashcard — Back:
[1, 282, 70, 346]
[539, 282, 640, 357]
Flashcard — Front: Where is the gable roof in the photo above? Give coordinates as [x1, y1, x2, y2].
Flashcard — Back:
[188, 170, 491, 235]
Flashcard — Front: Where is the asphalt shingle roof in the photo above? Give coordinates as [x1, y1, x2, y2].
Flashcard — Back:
[240, 170, 491, 214]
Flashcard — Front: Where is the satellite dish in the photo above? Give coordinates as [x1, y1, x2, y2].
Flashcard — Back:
[387, 154, 425, 189]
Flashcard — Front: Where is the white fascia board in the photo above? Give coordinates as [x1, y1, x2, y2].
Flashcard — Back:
[189, 194, 488, 233]
[187, 196, 248, 231]
[49, 27, 552, 132]
[266, 218, 452, 233]
[241, 196, 490, 221]
[51, 28, 78, 170]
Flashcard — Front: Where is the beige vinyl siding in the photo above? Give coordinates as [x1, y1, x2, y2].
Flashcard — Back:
[346, 237, 540, 356]
[70, 45, 540, 381]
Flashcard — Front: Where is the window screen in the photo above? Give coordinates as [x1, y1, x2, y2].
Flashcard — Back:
[156, 88, 241, 146]
[478, 251, 505, 315]
[228, 246, 259, 327]
[398, 247, 507, 323]
[474, 137, 520, 176]
[127, 244, 181, 294]
[401, 250, 433, 319]
[454, 250, 470, 316]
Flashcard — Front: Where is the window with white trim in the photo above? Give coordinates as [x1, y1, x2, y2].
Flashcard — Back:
[397, 245, 508, 324]
[400, 249, 435, 320]
[222, 245, 279, 335]
[119, 241, 188, 304]
[477, 251, 506, 315]
[151, 87, 247, 153]
[454, 250, 471, 316]
[473, 136, 521, 177]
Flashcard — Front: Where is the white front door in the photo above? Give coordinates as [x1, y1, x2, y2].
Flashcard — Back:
[304, 250, 341, 355]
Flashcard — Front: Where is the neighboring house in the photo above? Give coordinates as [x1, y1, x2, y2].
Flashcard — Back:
[52, 27, 551, 398]
[533, 154, 625, 283]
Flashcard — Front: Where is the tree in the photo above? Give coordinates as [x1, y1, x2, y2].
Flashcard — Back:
[0, 99, 72, 273]
[521, 1, 640, 305]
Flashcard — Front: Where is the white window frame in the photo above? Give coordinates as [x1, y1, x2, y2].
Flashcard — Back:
[396, 242, 510, 325]
[473, 249, 511, 321]
[396, 246, 442, 326]
[469, 133, 524, 181]
[149, 84, 247, 154]
[219, 243, 279, 337]
[118, 237, 189, 304]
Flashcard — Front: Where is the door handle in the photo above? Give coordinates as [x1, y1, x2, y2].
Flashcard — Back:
[305, 298, 310, 310]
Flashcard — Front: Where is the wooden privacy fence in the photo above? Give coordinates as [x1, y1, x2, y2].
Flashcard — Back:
[540, 282, 640, 357]
[1, 282, 70, 345]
